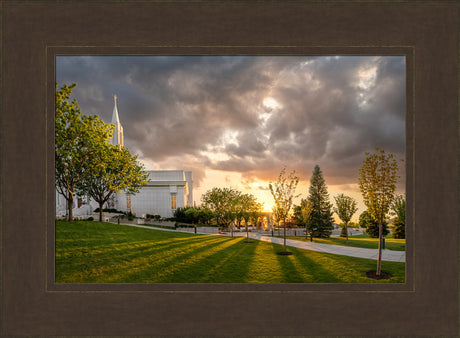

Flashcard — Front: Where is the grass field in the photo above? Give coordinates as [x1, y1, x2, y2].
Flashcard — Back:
[56, 221, 405, 283]
[276, 233, 406, 251]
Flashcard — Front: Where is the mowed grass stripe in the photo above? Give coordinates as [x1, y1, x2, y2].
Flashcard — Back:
[246, 241, 284, 283]
[58, 235, 227, 283]
[197, 240, 260, 283]
[151, 237, 245, 283]
[57, 235, 216, 261]
[108, 237, 239, 283]
[56, 221, 405, 283]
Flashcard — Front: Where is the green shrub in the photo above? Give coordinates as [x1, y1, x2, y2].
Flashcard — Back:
[359, 211, 389, 238]
[174, 207, 214, 225]
[392, 218, 405, 239]
[93, 208, 124, 214]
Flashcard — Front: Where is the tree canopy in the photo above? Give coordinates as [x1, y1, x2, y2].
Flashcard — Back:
[293, 198, 314, 239]
[333, 193, 358, 243]
[56, 83, 148, 222]
[269, 168, 300, 254]
[201, 187, 241, 231]
[55, 83, 114, 221]
[77, 143, 148, 222]
[359, 148, 399, 275]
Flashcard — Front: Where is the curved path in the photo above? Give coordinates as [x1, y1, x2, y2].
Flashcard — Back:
[119, 223, 406, 263]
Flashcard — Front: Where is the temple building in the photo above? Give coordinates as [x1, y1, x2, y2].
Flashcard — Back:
[56, 96, 193, 219]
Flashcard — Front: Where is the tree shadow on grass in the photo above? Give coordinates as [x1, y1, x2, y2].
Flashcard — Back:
[57, 236, 227, 283]
[57, 235, 218, 270]
[110, 236, 243, 283]
[288, 248, 342, 283]
[271, 243, 306, 283]
[155, 237, 257, 283]
[194, 238, 261, 283]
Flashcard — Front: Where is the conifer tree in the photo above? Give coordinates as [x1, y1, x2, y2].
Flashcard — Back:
[307, 165, 334, 238]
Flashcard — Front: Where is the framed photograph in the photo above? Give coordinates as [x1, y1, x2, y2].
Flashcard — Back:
[2, 1, 458, 336]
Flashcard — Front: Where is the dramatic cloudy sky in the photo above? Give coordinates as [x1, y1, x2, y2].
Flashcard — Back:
[56, 55, 405, 219]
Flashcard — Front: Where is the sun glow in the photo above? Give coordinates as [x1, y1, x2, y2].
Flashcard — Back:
[263, 97, 281, 110]
[357, 67, 377, 90]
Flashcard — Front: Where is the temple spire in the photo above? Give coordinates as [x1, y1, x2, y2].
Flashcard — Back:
[110, 94, 123, 148]
[111, 94, 120, 125]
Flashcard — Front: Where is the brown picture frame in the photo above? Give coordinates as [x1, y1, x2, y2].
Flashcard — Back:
[1, 1, 458, 336]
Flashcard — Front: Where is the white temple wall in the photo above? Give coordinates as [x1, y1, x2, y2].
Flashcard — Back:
[116, 184, 187, 218]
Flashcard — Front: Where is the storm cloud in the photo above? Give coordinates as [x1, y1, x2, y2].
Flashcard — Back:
[56, 55, 405, 194]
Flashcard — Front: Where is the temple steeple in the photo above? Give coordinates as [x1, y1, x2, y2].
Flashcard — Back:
[110, 95, 124, 148]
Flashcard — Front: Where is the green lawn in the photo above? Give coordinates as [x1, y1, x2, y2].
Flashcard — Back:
[275, 233, 405, 251]
[56, 221, 405, 283]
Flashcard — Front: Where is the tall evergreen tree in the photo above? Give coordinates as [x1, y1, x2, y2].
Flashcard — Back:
[307, 165, 334, 238]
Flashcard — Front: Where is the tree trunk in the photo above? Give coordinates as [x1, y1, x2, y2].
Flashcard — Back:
[283, 218, 287, 253]
[67, 197, 73, 222]
[377, 218, 383, 276]
[246, 221, 249, 243]
[345, 221, 349, 244]
[99, 201, 104, 222]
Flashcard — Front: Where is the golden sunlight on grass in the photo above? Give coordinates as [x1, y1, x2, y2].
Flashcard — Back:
[56, 221, 405, 283]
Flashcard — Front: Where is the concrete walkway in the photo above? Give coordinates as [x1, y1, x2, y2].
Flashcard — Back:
[119, 223, 406, 263]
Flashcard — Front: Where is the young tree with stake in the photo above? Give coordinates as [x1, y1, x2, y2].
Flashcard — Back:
[359, 148, 399, 277]
[269, 168, 300, 254]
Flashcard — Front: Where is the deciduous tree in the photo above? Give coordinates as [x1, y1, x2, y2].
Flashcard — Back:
[201, 187, 241, 232]
[239, 194, 262, 243]
[77, 143, 148, 222]
[294, 199, 314, 240]
[55, 83, 113, 222]
[359, 148, 399, 276]
[333, 194, 358, 244]
[269, 168, 300, 254]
